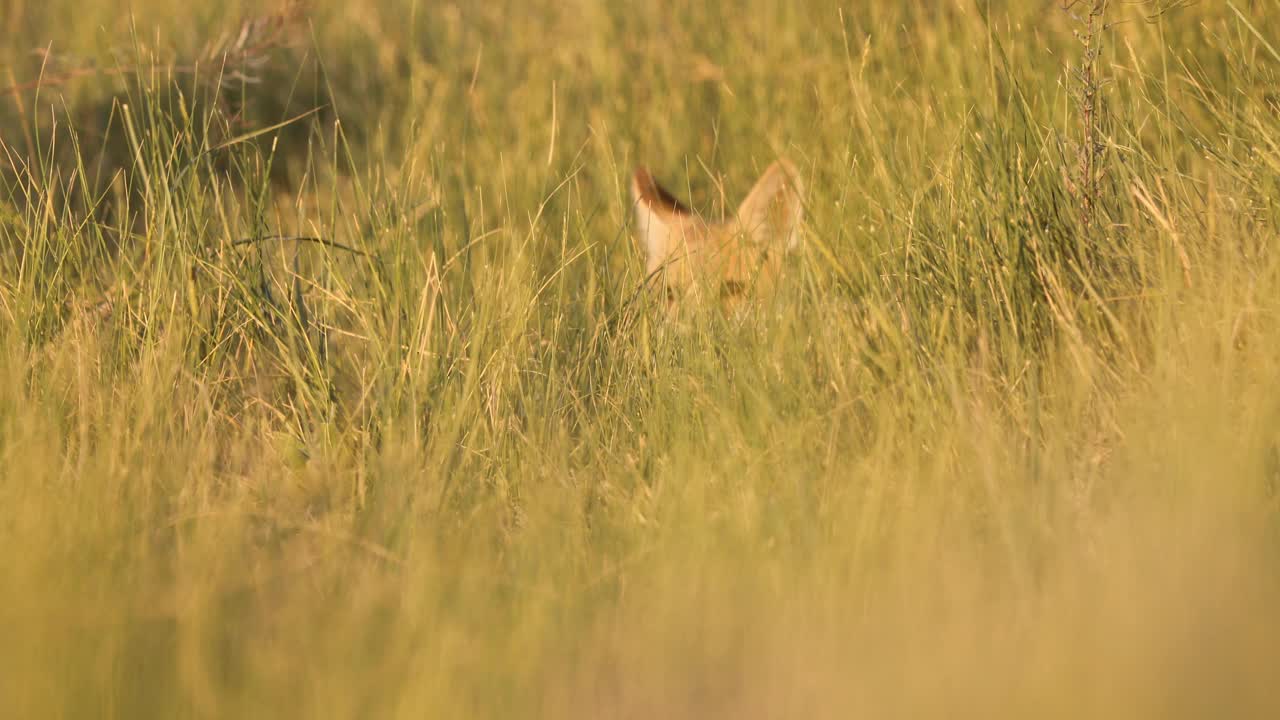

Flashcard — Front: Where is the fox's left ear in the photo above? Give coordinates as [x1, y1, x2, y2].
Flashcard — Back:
[631, 167, 692, 269]
[736, 159, 804, 251]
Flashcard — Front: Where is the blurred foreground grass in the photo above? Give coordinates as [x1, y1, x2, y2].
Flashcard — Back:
[2, 1, 1280, 717]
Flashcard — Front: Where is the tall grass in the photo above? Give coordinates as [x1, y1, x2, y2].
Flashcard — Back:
[2, 1, 1280, 717]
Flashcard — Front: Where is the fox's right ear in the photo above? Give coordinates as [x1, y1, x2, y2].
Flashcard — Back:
[631, 167, 689, 266]
[736, 159, 805, 251]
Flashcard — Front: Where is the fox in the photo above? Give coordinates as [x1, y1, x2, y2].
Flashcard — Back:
[630, 158, 804, 308]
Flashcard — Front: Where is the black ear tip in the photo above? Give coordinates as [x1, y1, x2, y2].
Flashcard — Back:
[633, 168, 660, 200]
[632, 168, 691, 215]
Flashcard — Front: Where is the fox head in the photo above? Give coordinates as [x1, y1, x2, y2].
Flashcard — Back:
[630, 159, 804, 307]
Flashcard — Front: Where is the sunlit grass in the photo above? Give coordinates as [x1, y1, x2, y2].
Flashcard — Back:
[2, 1, 1279, 717]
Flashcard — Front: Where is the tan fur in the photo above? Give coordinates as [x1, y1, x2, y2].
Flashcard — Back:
[630, 159, 804, 306]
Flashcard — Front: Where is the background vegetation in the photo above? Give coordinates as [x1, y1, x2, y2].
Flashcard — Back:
[3, 0, 1280, 716]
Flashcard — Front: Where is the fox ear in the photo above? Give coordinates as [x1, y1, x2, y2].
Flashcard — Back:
[736, 159, 804, 251]
[631, 167, 690, 267]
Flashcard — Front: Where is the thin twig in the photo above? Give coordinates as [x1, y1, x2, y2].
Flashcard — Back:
[228, 234, 375, 259]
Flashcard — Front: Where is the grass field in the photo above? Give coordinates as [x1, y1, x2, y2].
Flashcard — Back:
[3, 0, 1280, 717]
